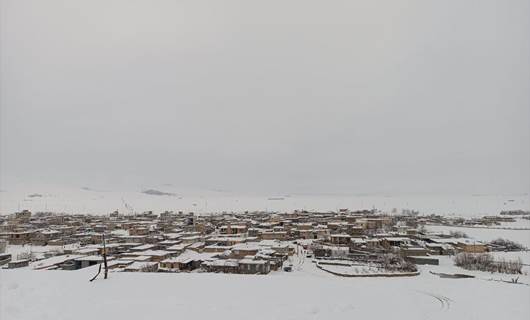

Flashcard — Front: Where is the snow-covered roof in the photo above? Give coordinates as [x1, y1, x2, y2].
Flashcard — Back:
[74, 255, 113, 262]
[33, 254, 84, 270]
[168, 250, 218, 263]
[383, 237, 410, 242]
[331, 234, 351, 238]
[124, 261, 158, 270]
[135, 250, 171, 257]
[232, 243, 261, 251]
[74, 248, 99, 254]
[167, 243, 191, 251]
[132, 244, 156, 250]
[239, 259, 266, 265]
[202, 259, 239, 267]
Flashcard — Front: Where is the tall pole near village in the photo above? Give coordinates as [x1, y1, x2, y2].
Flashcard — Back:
[102, 233, 108, 279]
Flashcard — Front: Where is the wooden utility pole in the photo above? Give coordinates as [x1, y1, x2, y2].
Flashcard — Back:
[89, 233, 109, 282]
[102, 233, 108, 279]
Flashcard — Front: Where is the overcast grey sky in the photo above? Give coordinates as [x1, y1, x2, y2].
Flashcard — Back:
[1, 0, 529, 195]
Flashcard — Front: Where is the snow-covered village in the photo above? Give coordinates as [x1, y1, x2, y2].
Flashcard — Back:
[2, 208, 529, 275]
[1, 207, 530, 319]
[2, 0, 530, 319]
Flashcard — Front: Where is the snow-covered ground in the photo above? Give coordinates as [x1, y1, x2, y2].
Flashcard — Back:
[1, 183, 528, 216]
[2, 251, 530, 320]
[426, 224, 530, 250]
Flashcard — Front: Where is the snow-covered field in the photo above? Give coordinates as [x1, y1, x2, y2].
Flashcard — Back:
[1, 252, 530, 320]
[427, 224, 530, 246]
[1, 183, 528, 216]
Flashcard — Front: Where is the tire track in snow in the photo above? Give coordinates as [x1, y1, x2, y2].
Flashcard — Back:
[416, 290, 453, 311]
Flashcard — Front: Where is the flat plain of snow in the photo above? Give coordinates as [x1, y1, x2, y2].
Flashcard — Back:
[1, 183, 528, 216]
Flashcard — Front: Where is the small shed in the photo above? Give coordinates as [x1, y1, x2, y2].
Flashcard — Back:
[8, 259, 30, 269]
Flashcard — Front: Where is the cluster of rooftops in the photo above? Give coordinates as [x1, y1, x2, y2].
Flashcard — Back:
[0, 208, 517, 273]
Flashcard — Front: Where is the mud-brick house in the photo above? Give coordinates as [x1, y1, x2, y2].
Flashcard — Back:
[381, 237, 411, 249]
[66, 255, 112, 270]
[91, 243, 127, 255]
[343, 215, 359, 224]
[205, 236, 246, 246]
[313, 244, 350, 258]
[202, 259, 239, 273]
[456, 240, 488, 253]
[430, 238, 487, 253]
[180, 235, 204, 244]
[11, 210, 32, 223]
[70, 232, 93, 245]
[327, 222, 347, 233]
[239, 259, 270, 274]
[349, 238, 367, 252]
[204, 245, 234, 253]
[346, 225, 364, 237]
[159, 257, 181, 270]
[47, 238, 77, 246]
[230, 243, 260, 259]
[8, 231, 37, 245]
[187, 242, 206, 252]
[73, 247, 100, 256]
[166, 243, 191, 255]
[130, 244, 158, 252]
[31, 229, 61, 245]
[129, 227, 149, 236]
[220, 225, 248, 235]
[160, 250, 217, 271]
[121, 235, 149, 244]
[157, 239, 181, 248]
[89, 233, 105, 244]
[330, 234, 351, 245]
[53, 225, 77, 236]
[294, 222, 314, 231]
[270, 242, 295, 256]
[296, 229, 316, 240]
[400, 247, 429, 257]
[255, 249, 285, 271]
[260, 231, 288, 241]
[194, 222, 215, 234]
[107, 259, 134, 270]
[425, 243, 455, 255]
[365, 239, 382, 250]
[359, 217, 391, 231]
[124, 261, 158, 272]
[8, 259, 30, 269]
[0, 253, 12, 266]
[133, 250, 174, 262]
[247, 228, 260, 237]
